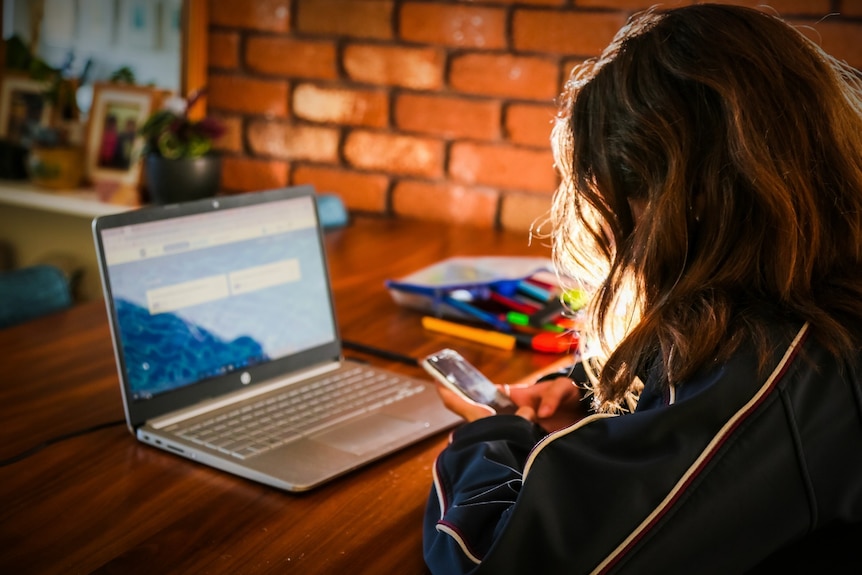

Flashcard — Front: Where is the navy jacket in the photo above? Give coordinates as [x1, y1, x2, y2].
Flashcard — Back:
[424, 322, 862, 573]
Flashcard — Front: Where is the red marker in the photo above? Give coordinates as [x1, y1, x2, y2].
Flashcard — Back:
[515, 331, 579, 354]
[488, 290, 541, 314]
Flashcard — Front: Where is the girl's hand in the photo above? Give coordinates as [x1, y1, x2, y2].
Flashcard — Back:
[434, 383, 497, 422]
[507, 376, 589, 433]
[434, 375, 589, 433]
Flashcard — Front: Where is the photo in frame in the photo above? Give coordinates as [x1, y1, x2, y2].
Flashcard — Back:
[0, 75, 53, 145]
[85, 83, 165, 189]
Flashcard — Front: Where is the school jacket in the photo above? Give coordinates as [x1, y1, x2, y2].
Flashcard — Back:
[423, 322, 862, 574]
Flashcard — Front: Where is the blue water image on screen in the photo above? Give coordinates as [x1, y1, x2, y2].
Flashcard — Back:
[115, 299, 267, 399]
[108, 226, 335, 400]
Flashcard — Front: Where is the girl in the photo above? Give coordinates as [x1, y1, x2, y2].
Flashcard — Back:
[424, 4, 862, 573]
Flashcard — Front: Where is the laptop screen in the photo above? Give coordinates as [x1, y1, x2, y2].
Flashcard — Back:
[97, 192, 337, 403]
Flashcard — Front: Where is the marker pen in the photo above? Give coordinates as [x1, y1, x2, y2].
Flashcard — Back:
[488, 290, 541, 314]
[442, 295, 511, 331]
[503, 311, 565, 333]
[528, 298, 566, 328]
[516, 280, 553, 303]
[422, 316, 516, 350]
[422, 316, 578, 354]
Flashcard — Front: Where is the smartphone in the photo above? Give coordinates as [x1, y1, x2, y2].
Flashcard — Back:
[421, 348, 518, 415]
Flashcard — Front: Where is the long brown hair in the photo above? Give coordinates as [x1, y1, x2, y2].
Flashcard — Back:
[549, 4, 862, 411]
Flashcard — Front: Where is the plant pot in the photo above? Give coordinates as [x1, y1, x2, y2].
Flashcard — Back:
[144, 154, 221, 205]
[0, 140, 29, 180]
[27, 146, 84, 189]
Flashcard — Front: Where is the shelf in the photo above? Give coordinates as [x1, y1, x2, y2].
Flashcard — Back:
[0, 180, 136, 218]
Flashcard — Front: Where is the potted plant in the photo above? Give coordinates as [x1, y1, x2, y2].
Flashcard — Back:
[26, 124, 84, 189]
[138, 88, 225, 204]
[1, 34, 83, 182]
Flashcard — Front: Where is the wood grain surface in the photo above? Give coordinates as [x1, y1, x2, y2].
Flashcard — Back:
[0, 215, 572, 574]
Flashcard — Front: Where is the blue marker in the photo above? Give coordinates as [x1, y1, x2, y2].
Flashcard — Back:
[442, 295, 512, 332]
[517, 280, 553, 303]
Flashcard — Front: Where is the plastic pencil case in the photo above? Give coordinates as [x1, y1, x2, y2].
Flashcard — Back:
[385, 256, 556, 319]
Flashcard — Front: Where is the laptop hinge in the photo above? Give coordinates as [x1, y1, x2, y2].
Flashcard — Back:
[149, 361, 342, 429]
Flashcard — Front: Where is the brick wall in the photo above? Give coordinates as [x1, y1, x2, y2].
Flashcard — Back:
[206, 0, 862, 231]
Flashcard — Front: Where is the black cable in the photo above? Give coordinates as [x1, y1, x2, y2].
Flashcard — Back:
[342, 339, 419, 367]
[0, 419, 126, 468]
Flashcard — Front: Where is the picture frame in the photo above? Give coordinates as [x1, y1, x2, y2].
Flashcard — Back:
[118, 0, 159, 50]
[84, 82, 165, 188]
[0, 75, 53, 145]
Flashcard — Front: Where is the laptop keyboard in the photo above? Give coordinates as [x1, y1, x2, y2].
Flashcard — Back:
[167, 366, 426, 460]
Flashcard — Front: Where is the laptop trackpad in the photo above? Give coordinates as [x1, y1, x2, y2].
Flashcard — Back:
[312, 413, 425, 455]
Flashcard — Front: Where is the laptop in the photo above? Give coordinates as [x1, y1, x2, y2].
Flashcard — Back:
[92, 185, 461, 492]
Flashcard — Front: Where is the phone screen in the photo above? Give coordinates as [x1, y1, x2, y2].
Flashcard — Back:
[422, 349, 517, 414]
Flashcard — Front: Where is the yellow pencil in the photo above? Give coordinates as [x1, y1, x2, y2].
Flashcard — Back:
[421, 316, 516, 350]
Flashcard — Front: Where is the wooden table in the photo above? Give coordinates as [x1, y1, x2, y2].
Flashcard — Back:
[0, 215, 570, 574]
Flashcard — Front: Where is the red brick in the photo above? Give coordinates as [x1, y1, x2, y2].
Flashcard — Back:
[210, 0, 290, 32]
[247, 120, 340, 162]
[469, 0, 564, 4]
[562, 57, 587, 82]
[782, 0, 839, 13]
[512, 9, 628, 57]
[246, 37, 338, 79]
[209, 113, 243, 153]
[395, 94, 501, 140]
[400, 3, 507, 49]
[293, 84, 389, 128]
[221, 156, 289, 192]
[839, 0, 862, 17]
[344, 44, 445, 90]
[576, 0, 829, 14]
[499, 192, 553, 232]
[208, 74, 289, 117]
[293, 165, 389, 212]
[714, 0, 831, 15]
[392, 180, 499, 228]
[344, 131, 444, 177]
[449, 142, 557, 193]
[505, 103, 557, 147]
[296, 0, 394, 39]
[575, 0, 687, 9]
[449, 53, 559, 100]
[794, 19, 862, 69]
[209, 31, 240, 70]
